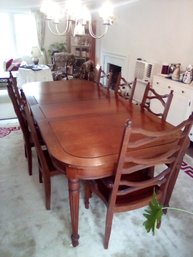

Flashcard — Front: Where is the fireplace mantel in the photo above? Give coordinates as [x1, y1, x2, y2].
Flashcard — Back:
[102, 51, 128, 76]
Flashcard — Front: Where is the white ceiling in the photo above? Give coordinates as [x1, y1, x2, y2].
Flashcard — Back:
[0, 0, 133, 11]
[0, 0, 41, 10]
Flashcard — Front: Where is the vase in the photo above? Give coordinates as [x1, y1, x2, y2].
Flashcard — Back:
[172, 64, 181, 81]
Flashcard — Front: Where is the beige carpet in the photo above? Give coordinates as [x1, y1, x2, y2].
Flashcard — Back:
[0, 120, 193, 257]
[0, 88, 16, 119]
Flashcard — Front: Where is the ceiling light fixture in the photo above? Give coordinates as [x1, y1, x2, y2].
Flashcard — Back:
[40, 0, 115, 39]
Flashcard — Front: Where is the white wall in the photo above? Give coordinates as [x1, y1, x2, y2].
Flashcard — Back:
[96, 0, 193, 81]
[44, 25, 68, 63]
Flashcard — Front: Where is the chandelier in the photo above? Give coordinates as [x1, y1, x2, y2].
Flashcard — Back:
[40, 0, 115, 39]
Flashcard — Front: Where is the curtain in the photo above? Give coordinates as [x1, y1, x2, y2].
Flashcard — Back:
[0, 11, 39, 68]
[33, 10, 47, 64]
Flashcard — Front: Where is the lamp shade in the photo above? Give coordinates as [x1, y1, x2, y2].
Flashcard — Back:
[31, 46, 41, 58]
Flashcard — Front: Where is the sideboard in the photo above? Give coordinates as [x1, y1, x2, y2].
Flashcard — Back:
[152, 75, 193, 141]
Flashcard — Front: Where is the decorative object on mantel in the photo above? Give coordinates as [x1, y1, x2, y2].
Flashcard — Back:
[169, 63, 176, 74]
[182, 64, 193, 84]
[31, 46, 42, 65]
[171, 63, 181, 81]
[40, 0, 115, 39]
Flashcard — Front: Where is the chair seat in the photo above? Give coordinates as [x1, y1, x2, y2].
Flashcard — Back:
[42, 149, 65, 176]
[92, 169, 156, 210]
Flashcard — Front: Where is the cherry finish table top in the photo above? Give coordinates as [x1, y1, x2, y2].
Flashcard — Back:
[23, 79, 173, 177]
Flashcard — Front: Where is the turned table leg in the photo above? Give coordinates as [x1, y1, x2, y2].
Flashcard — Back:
[68, 178, 80, 247]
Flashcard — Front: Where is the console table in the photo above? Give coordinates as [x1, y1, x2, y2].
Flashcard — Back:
[152, 75, 193, 141]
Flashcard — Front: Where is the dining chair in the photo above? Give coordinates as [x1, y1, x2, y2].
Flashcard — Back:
[22, 94, 66, 210]
[84, 114, 193, 249]
[114, 72, 137, 102]
[97, 66, 113, 89]
[77, 59, 96, 81]
[141, 82, 174, 121]
[7, 78, 34, 176]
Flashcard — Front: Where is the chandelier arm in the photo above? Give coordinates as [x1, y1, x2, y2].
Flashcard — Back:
[47, 20, 70, 36]
[88, 22, 109, 39]
[55, 21, 71, 35]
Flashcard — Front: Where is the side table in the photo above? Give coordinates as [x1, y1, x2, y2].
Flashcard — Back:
[17, 65, 53, 87]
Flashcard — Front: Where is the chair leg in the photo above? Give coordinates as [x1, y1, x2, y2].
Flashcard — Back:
[84, 182, 92, 209]
[25, 143, 32, 176]
[39, 169, 43, 183]
[44, 176, 51, 210]
[104, 209, 114, 249]
[24, 143, 27, 158]
[38, 159, 43, 183]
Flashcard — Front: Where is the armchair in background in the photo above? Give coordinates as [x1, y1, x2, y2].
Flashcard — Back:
[51, 52, 75, 81]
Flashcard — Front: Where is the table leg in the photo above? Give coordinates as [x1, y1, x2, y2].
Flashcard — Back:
[68, 178, 80, 247]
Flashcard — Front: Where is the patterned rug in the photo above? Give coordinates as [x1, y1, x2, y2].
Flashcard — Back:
[181, 161, 193, 178]
[0, 126, 20, 138]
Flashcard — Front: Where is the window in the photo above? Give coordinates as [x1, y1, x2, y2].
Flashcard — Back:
[0, 11, 38, 66]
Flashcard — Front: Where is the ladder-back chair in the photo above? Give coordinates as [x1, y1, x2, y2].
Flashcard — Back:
[7, 78, 34, 176]
[22, 95, 66, 210]
[84, 114, 193, 249]
[141, 82, 174, 121]
[97, 66, 113, 89]
[115, 72, 137, 102]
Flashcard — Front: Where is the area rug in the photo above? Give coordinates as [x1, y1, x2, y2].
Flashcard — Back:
[0, 125, 193, 257]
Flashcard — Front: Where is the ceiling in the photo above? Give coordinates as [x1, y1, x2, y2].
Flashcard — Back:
[0, 0, 135, 11]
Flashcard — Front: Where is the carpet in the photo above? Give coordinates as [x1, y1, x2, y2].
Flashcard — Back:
[0, 88, 17, 119]
[0, 121, 193, 257]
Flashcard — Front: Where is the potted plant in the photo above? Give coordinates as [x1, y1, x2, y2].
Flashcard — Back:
[47, 42, 67, 58]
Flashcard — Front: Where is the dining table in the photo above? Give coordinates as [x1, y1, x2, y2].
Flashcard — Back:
[22, 79, 173, 247]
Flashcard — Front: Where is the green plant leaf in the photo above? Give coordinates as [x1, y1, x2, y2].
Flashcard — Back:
[47, 42, 67, 56]
[143, 191, 163, 235]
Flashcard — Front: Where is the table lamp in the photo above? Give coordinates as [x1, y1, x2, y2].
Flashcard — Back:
[31, 46, 41, 65]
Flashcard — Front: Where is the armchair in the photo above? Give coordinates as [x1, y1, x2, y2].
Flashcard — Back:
[51, 52, 75, 80]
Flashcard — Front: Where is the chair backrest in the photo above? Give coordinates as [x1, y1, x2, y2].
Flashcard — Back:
[7, 78, 30, 141]
[78, 59, 95, 81]
[114, 72, 137, 101]
[109, 114, 193, 212]
[141, 82, 174, 120]
[9, 72, 22, 104]
[22, 94, 50, 172]
[98, 67, 113, 89]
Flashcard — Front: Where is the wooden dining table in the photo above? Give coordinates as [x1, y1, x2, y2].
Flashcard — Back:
[22, 79, 173, 247]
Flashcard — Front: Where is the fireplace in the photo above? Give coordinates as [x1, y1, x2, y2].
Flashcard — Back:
[108, 63, 121, 90]
[102, 51, 127, 89]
